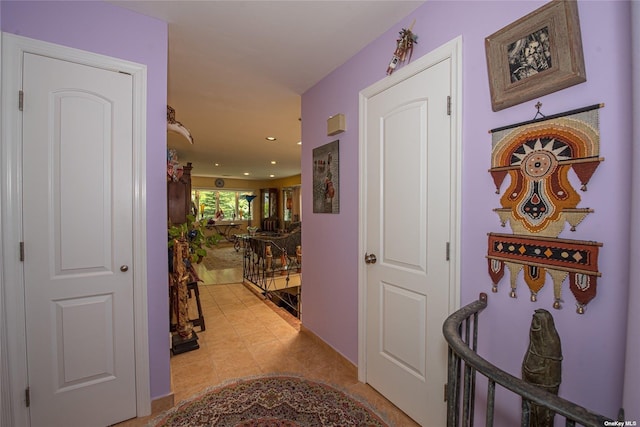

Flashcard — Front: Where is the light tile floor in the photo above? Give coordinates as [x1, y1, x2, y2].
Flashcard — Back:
[117, 274, 418, 427]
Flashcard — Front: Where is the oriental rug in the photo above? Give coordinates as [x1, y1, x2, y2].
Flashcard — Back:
[202, 243, 243, 271]
[148, 376, 388, 427]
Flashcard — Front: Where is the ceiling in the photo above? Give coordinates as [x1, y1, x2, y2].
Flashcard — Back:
[110, 0, 424, 180]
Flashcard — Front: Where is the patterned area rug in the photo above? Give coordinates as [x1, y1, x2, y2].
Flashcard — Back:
[148, 376, 389, 427]
[202, 243, 243, 271]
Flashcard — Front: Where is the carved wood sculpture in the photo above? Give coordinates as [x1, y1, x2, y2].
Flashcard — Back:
[266, 244, 273, 271]
[172, 238, 194, 339]
[522, 309, 562, 426]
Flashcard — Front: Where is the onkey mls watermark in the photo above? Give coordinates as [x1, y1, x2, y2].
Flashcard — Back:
[603, 421, 637, 426]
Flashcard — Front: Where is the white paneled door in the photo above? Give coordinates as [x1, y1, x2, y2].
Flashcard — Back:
[22, 52, 137, 426]
[363, 51, 457, 426]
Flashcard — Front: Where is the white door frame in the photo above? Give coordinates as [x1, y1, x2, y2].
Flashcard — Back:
[0, 33, 150, 426]
[358, 36, 462, 381]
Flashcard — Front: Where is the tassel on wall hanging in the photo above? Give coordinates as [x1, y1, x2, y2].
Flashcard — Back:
[386, 20, 418, 75]
[487, 103, 605, 314]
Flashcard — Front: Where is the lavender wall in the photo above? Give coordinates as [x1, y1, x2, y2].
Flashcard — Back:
[624, 2, 640, 421]
[302, 0, 633, 420]
[1, 1, 171, 400]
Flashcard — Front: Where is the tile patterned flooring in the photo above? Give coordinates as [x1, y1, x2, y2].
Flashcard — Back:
[117, 269, 419, 426]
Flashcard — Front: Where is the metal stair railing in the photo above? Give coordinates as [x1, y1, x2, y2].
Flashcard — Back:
[442, 293, 617, 427]
[242, 236, 301, 317]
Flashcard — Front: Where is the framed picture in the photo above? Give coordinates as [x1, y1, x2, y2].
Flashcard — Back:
[312, 140, 339, 213]
[485, 0, 586, 111]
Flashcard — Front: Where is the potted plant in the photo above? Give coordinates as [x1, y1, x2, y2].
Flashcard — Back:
[168, 214, 219, 265]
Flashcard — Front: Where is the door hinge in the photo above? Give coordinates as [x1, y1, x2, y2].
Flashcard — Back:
[20, 242, 25, 262]
[19, 90, 24, 111]
[444, 383, 448, 401]
[25, 387, 30, 407]
[445, 242, 450, 261]
[446, 96, 451, 116]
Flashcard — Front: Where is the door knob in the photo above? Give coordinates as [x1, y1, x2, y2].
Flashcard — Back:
[364, 253, 377, 264]
[120, 265, 129, 272]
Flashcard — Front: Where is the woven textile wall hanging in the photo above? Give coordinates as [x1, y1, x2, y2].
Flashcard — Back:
[487, 104, 604, 314]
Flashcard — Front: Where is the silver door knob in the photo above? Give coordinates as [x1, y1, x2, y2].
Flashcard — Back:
[120, 265, 129, 272]
[364, 253, 377, 264]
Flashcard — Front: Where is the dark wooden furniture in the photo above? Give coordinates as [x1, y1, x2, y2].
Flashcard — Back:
[261, 187, 278, 223]
[206, 222, 240, 242]
[187, 281, 205, 331]
[167, 162, 192, 225]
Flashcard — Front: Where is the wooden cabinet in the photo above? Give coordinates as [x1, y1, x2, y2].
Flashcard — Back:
[259, 188, 279, 232]
[261, 188, 278, 220]
[168, 162, 192, 225]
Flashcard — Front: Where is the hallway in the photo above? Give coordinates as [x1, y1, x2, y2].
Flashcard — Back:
[117, 281, 419, 426]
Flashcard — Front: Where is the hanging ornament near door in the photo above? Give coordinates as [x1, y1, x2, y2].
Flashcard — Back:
[386, 20, 419, 75]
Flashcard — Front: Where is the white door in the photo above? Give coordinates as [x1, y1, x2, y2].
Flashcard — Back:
[363, 56, 455, 425]
[22, 52, 137, 426]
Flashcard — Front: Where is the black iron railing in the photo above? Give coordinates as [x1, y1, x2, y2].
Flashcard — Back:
[242, 235, 301, 317]
[443, 293, 616, 427]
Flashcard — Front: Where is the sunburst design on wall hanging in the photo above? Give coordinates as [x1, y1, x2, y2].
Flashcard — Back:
[487, 103, 604, 314]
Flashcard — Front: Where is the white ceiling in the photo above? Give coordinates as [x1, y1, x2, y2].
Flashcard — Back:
[111, 0, 424, 180]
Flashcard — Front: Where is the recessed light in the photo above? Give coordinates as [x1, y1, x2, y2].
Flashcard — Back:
[297, 141, 302, 145]
[243, 172, 250, 176]
[270, 174, 275, 178]
[271, 160, 277, 165]
[265, 136, 277, 141]
[214, 163, 220, 166]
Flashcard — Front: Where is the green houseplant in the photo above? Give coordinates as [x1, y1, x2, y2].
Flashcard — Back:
[168, 214, 219, 264]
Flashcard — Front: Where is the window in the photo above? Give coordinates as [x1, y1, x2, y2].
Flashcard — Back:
[192, 189, 255, 221]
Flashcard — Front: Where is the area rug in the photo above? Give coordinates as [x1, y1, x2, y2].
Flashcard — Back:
[148, 375, 389, 427]
[202, 243, 243, 271]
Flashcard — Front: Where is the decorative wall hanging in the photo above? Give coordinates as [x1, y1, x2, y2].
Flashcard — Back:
[487, 103, 604, 314]
[312, 140, 340, 213]
[386, 20, 418, 75]
[485, 0, 586, 111]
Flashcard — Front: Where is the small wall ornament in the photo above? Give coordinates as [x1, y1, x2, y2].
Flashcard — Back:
[487, 103, 604, 314]
[386, 20, 418, 75]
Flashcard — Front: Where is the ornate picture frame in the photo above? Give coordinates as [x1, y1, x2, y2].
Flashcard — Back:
[485, 0, 586, 111]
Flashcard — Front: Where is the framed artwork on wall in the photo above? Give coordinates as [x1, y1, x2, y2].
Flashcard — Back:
[485, 0, 586, 112]
[312, 140, 340, 213]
